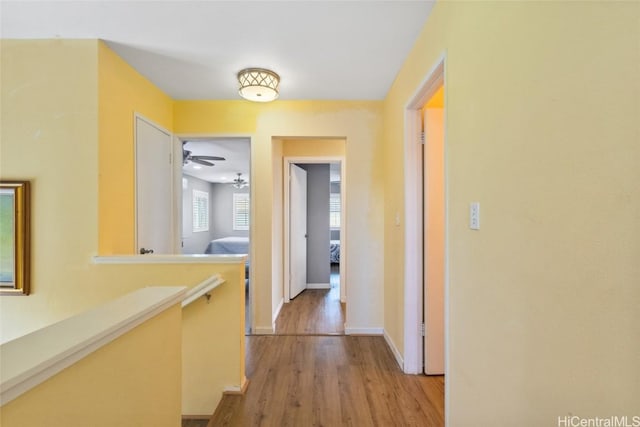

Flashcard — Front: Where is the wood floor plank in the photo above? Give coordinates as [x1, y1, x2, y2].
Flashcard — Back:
[210, 273, 443, 426]
[275, 268, 344, 336]
[275, 289, 345, 335]
[209, 336, 444, 427]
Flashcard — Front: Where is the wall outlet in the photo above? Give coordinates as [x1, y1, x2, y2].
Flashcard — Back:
[470, 202, 480, 230]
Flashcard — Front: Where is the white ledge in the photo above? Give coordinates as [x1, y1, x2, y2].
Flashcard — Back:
[182, 274, 226, 307]
[93, 254, 247, 265]
[0, 286, 187, 406]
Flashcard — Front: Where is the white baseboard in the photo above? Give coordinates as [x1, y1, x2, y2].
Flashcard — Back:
[383, 330, 404, 371]
[306, 283, 330, 289]
[223, 376, 249, 395]
[253, 326, 275, 335]
[273, 298, 284, 323]
[344, 326, 383, 335]
[252, 299, 283, 335]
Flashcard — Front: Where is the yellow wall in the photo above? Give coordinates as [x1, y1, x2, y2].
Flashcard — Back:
[0, 40, 245, 416]
[1, 304, 183, 427]
[98, 41, 174, 254]
[282, 138, 346, 157]
[384, 1, 640, 424]
[0, 40, 175, 340]
[174, 101, 384, 333]
[181, 262, 246, 415]
[0, 39, 100, 339]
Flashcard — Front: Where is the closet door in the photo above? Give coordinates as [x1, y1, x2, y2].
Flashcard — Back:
[135, 115, 173, 254]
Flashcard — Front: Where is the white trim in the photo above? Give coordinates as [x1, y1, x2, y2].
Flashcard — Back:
[305, 283, 330, 289]
[222, 375, 249, 394]
[403, 54, 446, 375]
[181, 274, 225, 307]
[403, 103, 424, 375]
[92, 254, 247, 264]
[383, 330, 404, 371]
[172, 136, 184, 254]
[344, 327, 383, 335]
[283, 156, 346, 306]
[272, 298, 284, 324]
[0, 286, 187, 406]
[253, 326, 275, 335]
[252, 297, 282, 335]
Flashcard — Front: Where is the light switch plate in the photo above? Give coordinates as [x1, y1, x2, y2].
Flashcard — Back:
[470, 202, 480, 230]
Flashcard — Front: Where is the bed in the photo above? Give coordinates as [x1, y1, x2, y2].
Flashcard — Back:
[205, 237, 250, 284]
[205, 236, 249, 256]
[330, 240, 340, 264]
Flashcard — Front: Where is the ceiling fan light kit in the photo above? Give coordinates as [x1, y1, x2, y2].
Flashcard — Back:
[232, 173, 249, 188]
[237, 68, 280, 102]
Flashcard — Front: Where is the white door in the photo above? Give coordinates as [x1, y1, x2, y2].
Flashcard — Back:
[423, 107, 445, 375]
[290, 164, 307, 299]
[135, 115, 173, 254]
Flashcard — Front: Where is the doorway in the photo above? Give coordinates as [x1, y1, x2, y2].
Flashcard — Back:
[178, 137, 252, 333]
[403, 57, 448, 386]
[281, 157, 345, 335]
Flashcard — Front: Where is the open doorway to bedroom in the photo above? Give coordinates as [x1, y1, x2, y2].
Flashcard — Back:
[279, 150, 346, 335]
[180, 137, 252, 334]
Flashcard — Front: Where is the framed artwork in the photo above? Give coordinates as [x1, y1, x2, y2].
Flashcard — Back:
[0, 181, 30, 295]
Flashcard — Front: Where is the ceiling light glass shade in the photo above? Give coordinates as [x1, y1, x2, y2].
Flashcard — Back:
[237, 68, 280, 102]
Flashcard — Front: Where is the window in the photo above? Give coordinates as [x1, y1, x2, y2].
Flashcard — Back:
[233, 193, 250, 231]
[192, 190, 209, 232]
[330, 193, 341, 228]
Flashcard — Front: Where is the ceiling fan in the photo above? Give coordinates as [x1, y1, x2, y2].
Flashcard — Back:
[182, 142, 225, 166]
[232, 173, 249, 188]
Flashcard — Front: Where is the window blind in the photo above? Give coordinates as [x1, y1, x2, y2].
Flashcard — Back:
[330, 193, 341, 228]
[233, 193, 250, 231]
[192, 190, 209, 232]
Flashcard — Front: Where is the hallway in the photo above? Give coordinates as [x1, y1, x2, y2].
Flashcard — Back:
[208, 335, 444, 426]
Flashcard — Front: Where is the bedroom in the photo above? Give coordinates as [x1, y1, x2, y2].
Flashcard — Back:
[180, 137, 251, 328]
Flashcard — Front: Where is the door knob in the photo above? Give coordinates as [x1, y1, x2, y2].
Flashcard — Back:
[139, 248, 154, 254]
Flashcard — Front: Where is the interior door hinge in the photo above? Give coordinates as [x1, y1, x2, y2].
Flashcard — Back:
[421, 322, 425, 337]
[420, 131, 425, 145]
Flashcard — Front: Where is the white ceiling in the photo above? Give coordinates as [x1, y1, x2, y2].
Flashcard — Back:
[182, 138, 250, 183]
[0, 0, 435, 100]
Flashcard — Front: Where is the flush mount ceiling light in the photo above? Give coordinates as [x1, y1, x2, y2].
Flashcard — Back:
[237, 68, 280, 102]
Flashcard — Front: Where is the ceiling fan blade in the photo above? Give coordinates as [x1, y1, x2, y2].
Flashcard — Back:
[193, 155, 225, 161]
[192, 159, 214, 166]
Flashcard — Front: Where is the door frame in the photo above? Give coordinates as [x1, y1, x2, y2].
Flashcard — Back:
[134, 113, 178, 254]
[173, 133, 254, 326]
[403, 54, 449, 388]
[283, 156, 346, 304]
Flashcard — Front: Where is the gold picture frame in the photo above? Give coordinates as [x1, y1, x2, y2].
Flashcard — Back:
[0, 181, 30, 295]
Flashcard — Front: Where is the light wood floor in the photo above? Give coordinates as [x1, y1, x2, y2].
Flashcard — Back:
[186, 267, 444, 427]
[208, 335, 444, 426]
[274, 266, 344, 335]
